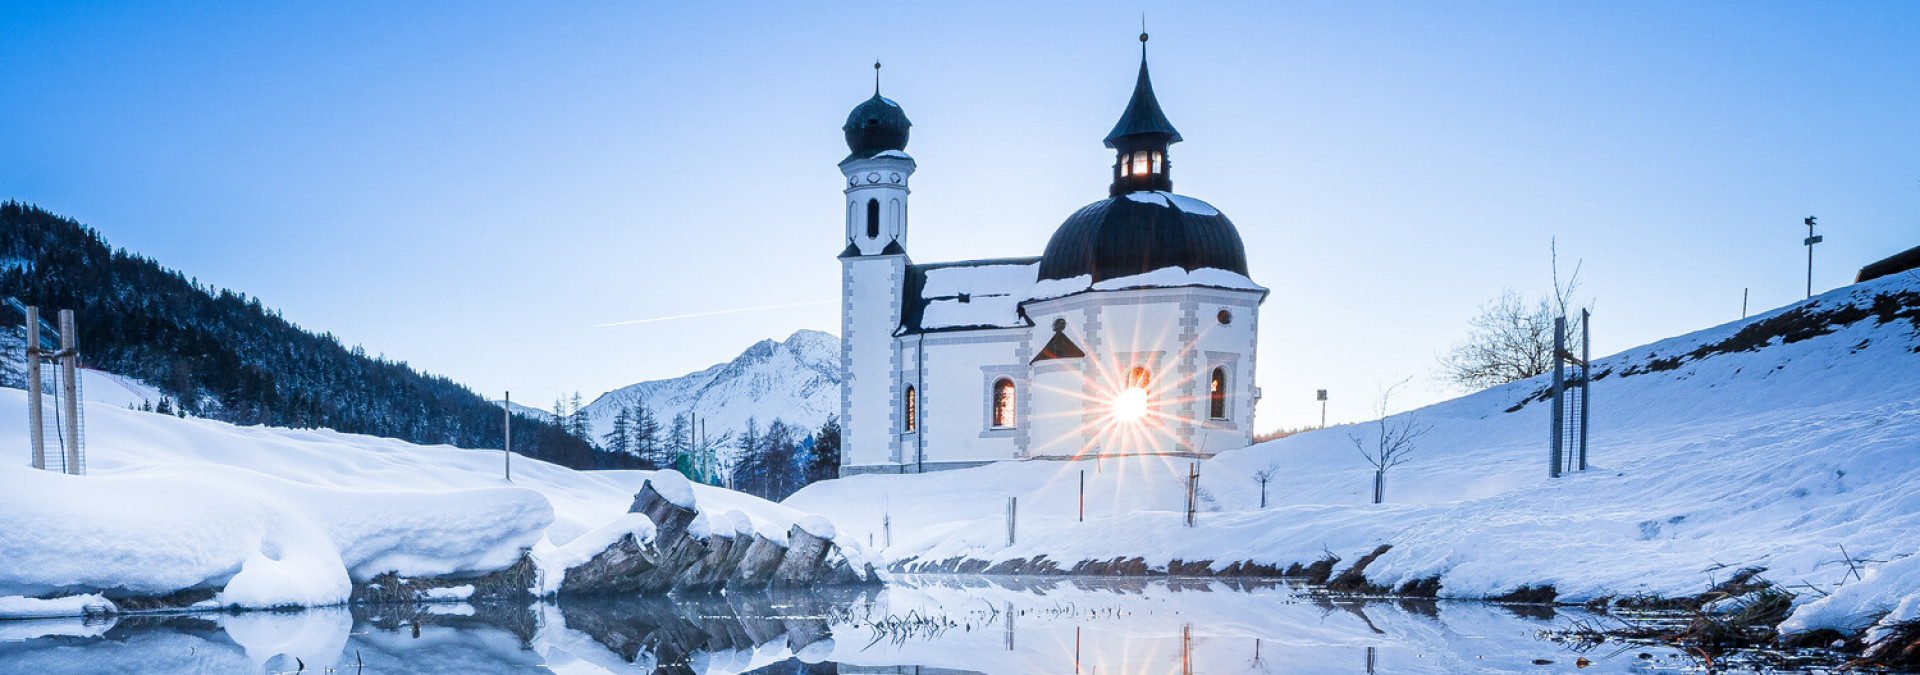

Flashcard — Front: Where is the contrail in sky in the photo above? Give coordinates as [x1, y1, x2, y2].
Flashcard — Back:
[594, 300, 833, 328]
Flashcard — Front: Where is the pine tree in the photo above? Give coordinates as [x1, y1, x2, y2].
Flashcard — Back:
[604, 407, 632, 455]
[809, 415, 842, 483]
[568, 392, 589, 439]
[734, 417, 763, 494]
[666, 412, 691, 476]
[762, 419, 798, 500]
[632, 403, 662, 466]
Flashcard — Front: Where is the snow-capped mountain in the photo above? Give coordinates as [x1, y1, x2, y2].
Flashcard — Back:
[581, 329, 840, 454]
[492, 399, 557, 423]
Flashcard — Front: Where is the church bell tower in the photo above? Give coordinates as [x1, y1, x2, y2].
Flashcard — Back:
[839, 62, 915, 472]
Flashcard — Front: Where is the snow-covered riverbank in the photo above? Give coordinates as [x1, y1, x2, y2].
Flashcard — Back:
[787, 272, 1920, 638]
[0, 384, 857, 614]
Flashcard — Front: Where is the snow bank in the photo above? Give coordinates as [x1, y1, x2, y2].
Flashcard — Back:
[1783, 551, 1920, 639]
[797, 515, 836, 540]
[790, 273, 1920, 634]
[648, 468, 697, 509]
[0, 594, 112, 619]
[0, 379, 846, 608]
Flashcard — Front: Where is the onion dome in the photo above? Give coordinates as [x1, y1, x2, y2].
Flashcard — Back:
[1036, 191, 1248, 283]
[843, 64, 911, 162]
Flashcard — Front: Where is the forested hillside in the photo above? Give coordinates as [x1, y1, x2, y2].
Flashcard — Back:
[0, 201, 637, 470]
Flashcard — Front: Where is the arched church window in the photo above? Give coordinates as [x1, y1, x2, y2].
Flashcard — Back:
[866, 199, 880, 239]
[991, 378, 1015, 428]
[1209, 367, 1228, 420]
[903, 385, 917, 433]
[1125, 366, 1151, 391]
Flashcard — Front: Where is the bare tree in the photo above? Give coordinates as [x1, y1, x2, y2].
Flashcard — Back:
[1252, 463, 1281, 509]
[1438, 241, 1588, 391]
[1349, 380, 1433, 504]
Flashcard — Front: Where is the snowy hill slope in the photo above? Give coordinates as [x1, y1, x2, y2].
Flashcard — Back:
[0, 386, 854, 613]
[580, 329, 839, 452]
[787, 271, 1920, 636]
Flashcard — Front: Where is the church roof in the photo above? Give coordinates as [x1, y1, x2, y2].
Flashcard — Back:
[898, 257, 1041, 335]
[1036, 191, 1248, 284]
[1104, 57, 1182, 148]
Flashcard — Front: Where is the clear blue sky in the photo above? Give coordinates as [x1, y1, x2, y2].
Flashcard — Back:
[3, 1, 1915, 430]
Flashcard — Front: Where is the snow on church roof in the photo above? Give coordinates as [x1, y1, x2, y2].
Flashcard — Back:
[1026, 266, 1267, 302]
[899, 257, 1041, 334]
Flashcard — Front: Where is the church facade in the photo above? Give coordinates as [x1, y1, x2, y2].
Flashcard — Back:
[838, 42, 1268, 474]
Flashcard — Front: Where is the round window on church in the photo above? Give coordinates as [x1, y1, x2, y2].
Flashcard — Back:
[1217, 309, 1232, 325]
[1052, 318, 1067, 333]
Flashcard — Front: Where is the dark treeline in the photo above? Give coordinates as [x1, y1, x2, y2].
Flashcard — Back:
[591, 393, 841, 500]
[0, 201, 645, 470]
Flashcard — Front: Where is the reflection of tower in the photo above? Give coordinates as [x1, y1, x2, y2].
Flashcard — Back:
[839, 63, 915, 471]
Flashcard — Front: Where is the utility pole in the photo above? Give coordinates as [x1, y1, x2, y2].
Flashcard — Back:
[503, 391, 512, 482]
[1804, 216, 1822, 299]
[1316, 389, 1328, 428]
[59, 310, 79, 474]
[26, 305, 44, 470]
[1742, 288, 1749, 319]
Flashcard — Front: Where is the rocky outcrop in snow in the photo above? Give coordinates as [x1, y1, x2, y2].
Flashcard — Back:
[545, 475, 875, 596]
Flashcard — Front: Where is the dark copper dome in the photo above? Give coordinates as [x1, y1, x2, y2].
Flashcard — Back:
[1036, 192, 1248, 283]
[842, 93, 910, 161]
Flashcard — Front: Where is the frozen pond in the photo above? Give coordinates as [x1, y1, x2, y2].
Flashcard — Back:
[0, 576, 1715, 674]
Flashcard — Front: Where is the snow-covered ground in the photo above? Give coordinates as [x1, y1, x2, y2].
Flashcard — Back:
[0, 383, 849, 614]
[787, 272, 1920, 636]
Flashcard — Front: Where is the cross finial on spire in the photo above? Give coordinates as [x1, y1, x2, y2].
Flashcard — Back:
[874, 60, 882, 95]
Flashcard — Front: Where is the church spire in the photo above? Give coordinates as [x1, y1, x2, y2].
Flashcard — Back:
[1106, 31, 1181, 196]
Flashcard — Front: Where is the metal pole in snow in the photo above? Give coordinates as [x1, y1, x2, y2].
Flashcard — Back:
[1742, 288, 1749, 319]
[1006, 497, 1017, 546]
[1550, 316, 1566, 478]
[1804, 216, 1820, 299]
[504, 391, 512, 482]
[59, 310, 80, 475]
[26, 305, 44, 471]
[1580, 309, 1591, 472]
[1186, 462, 1198, 527]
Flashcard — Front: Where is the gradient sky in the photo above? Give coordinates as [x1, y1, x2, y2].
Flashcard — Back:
[3, 1, 1915, 430]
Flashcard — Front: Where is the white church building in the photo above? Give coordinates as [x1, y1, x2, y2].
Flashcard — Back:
[838, 38, 1268, 474]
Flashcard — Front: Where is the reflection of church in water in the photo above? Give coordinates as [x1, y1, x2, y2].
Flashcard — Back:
[837, 36, 1268, 474]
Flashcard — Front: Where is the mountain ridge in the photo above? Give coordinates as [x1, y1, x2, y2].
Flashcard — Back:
[578, 329, 840, 458]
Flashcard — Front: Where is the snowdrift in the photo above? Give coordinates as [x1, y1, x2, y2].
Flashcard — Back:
[0, 384, 855, 614]
[786, 272, 1920, 636]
